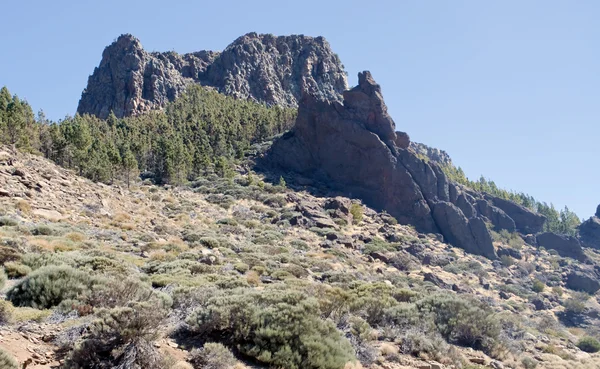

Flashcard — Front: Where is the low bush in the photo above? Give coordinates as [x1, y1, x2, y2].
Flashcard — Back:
[7, 265, 97, 309]
[0, 300, 12, 324]
[415, 293, 500, 350]
[187, 288, 355, 369]
[563, 292, 590, 315]
[0, 348, 18, 369]
[576, 337, 600, 353]
[3, 261, 31, 278]
[0, 268, 6, 290]
[521, 356, 538, 369]
[64, 302, 167, 369]
[0, 246, 21, 264]
[532, 279, 545, 293]
[350, 204, 363, 224]
[0, 217, 18, 227]
[189, 343, 237, 369]
[31, 224, 59, 236]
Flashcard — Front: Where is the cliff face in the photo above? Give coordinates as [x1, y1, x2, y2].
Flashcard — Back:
[77, 33, 348, 119]
[262, 71, 546, 259]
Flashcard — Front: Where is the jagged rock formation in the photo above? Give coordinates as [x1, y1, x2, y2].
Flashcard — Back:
[579, 204, 600, 249]
[536, 232, 588, 262]
[262, 71, 550, 259]
[78, 33, 348, 119]
[566, 267, 600, 294]
[409, 142, 453, 167]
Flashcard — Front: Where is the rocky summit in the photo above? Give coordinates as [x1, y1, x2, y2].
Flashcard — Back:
[264, 71, 548, 259]
[77, 33, 348, 119]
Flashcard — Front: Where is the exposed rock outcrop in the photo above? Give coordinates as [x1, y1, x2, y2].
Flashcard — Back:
[409, 142, 453, 167]
[485, 196, 546, 234]
[565, 266, 600, 294]
[536, 232, 587, 262]
[78, 33, 348, 119]
[579, 207, 600, 249]
[263, 71, 505, 258]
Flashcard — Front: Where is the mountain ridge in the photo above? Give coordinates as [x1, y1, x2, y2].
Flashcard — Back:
[77, 33, 348, 119]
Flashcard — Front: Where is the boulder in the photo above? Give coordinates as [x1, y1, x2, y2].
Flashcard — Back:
[536, 232, 587, 262]
[395, 131, 410, 149]
[579, 216, 600, 249]
[497, 246, 522, 260]
[488, 196, 546, 234]
[432, 202, 496, 259]
[424, 272, 451, 289]
[476, 199, 516, 232]
[565, 268, 600, 294]
[531, 297, 552, 311]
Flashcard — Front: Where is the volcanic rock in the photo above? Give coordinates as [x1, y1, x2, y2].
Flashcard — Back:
[78, 33, 348, 119]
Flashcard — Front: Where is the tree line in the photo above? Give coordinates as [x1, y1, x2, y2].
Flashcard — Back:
[0, 85, 296, 186]
[0, 84, 581, 235]
[442, 164, 581, 236]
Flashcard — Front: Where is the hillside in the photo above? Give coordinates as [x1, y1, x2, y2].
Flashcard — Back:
[0, 32, 600, 369]
[0, 140, 600, 369]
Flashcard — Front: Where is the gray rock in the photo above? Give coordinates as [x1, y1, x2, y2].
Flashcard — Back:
[263, 72, 503, 258]
[497, 246, 522, 260]
[536, 232, 587, 262]
[566, 269, 600, 294]
[432, 203, 496, 259]
[424, 272, 450, 289]
[531, 296, 552, 310]
[476, 199, 516, 232]
[78, 33, 348, 119]
[488, 195, 546, 234]
[579, 215, 600, 249]
[409, 142, 453, 167]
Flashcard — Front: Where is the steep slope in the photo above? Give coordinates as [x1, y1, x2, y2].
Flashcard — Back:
[262, 71, 546, 259]
[1, 146, 600, 369]
[77, 33, 348, 119]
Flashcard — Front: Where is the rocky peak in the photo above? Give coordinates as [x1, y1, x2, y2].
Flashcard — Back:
[77, 33, 348, 119]
[596, 204, 600, 218]
[342, 71, 397, 146]
[263, 72, 551, 259]
[409, 142, 454, 167]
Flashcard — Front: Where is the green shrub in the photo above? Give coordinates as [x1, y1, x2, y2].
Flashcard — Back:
[3, 262, 32, 278]
[350, 203, 363, 224]
[0, 268, 6, 290]
[532, 279, 545, 293]
[576, 337, 600, 353]
[415, 293, 500, 350]
[500, 255, 515, 267]
[0, 246, 21, 264]
[64, 302, 167, 369]
[234, 263, 249, 273]
[7, 265, 97, 309]
[189, 343, 237, 369]
[0, 348, 18, 369]
[563, 292, 590, 315]
[0, 217, 18, 227]
[521, 356, 538, 369]
[187, 289, 355, 369]
[31, 224, 58, 236]
[0, 300, 12, 324]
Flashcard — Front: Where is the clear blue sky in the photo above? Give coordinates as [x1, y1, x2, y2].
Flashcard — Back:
[1, 1, 598, 218]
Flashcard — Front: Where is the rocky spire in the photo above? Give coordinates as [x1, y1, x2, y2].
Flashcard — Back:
[263, 71, 548, 259]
